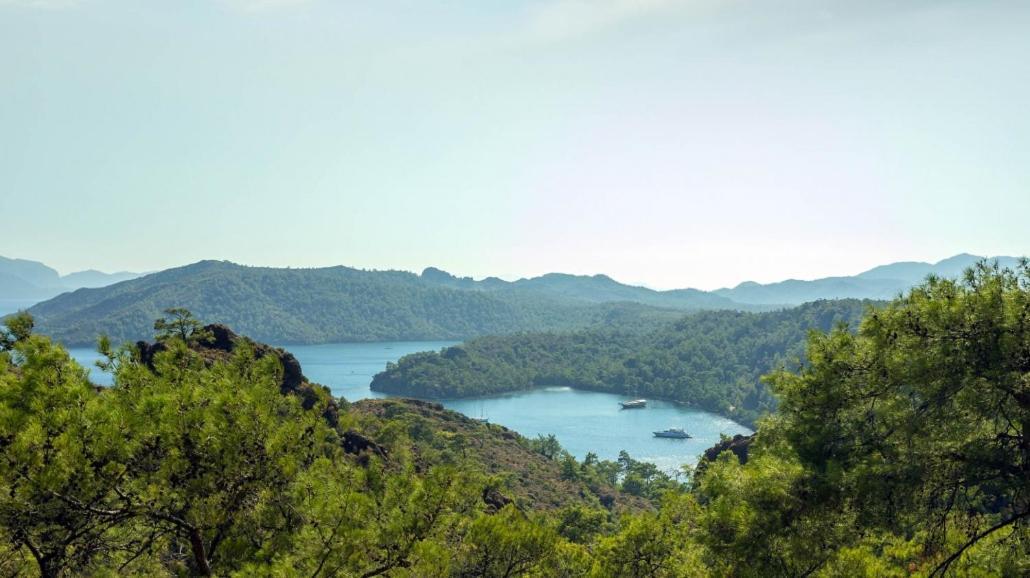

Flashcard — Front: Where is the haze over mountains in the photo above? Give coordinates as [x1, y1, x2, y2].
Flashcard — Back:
[424, 253, 1022, 307]
[0, 256, 139, 301]
[713, 253, 1023, 305]
[26, 261, 692, 346]
[420, 267, 742, 310]
[5, 253, 1021, 345]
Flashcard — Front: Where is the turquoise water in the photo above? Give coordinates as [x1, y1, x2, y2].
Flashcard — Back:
[274, 341, 459, 402]
[66, 340, 456, 393]
[441, 388, 751, 474]
[68, 347, 109, 383]
[67, 341, 751, 471]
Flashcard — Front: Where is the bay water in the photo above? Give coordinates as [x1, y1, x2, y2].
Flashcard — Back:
[68, 340, 751, 472]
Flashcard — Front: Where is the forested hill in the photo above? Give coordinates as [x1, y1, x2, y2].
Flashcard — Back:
[23, 256, 1020, 346]
[3, 265, 1027, 576]
[420, 267, 744, 309]
[27, 260, 691, 346]
[371, 299, 874, 426]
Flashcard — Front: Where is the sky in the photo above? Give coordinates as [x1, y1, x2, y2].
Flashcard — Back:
[1, 0, 1028, 290]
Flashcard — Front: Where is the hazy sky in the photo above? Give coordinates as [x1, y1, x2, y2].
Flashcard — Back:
[2, 0, 1028, 289]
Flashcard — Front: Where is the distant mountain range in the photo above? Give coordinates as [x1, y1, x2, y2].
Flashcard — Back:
[0, 256, 140, 301]
[27, 261, 694, 346]
[712, 253, 1023, 305]
[419, 267, 741, 310]
[9, 253, 1024, 345]
[423, 253, 1023, 307]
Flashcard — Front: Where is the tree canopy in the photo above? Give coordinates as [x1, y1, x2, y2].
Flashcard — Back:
[1, 261, 1027, 576]
[26, 261, 703, 346]
[372, 299, 873, 426]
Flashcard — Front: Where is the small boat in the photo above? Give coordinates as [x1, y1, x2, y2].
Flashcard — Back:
[653, 428, 691, 439]
[620, 399, 647, 409]
[472, 402, 488, 423]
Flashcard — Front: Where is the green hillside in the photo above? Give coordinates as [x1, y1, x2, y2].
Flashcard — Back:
[1, 262, 1025, 576]
[371, 299, 874, 427]
[421, 267, 745, 310]
[24, 255, 1022, 346]
[28, 261, 688, 346]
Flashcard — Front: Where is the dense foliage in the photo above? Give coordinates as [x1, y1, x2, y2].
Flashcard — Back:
[28, 261, 689, 346]
[2, 261, 1027, 576]
[0, 313, 641, 576]
[748, 260, 1030, 576]
[372, 299, 873, 426]
[420, 268, 743, 310]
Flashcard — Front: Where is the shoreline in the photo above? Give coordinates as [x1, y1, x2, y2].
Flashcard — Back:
[371, 382, 761, 430]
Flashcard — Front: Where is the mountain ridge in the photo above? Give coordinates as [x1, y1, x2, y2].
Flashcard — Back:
[0, 255, 142, 301]
[14, 254, 1026, 345]
[418, 267, 742, 310]
[26, 260, 693, 346]
[713, 253, 1022, 305]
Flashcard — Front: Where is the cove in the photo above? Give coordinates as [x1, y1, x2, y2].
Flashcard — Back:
[68, 340, 752, 472]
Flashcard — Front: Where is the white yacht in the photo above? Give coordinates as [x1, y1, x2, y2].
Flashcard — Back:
[653, 428, 691, 439]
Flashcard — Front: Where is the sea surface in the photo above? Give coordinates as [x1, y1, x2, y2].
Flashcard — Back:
[68, 340, 751, 472]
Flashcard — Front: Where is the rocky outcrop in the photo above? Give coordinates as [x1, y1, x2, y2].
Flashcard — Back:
[342, 430, 388, 458]
[135, 324, 338, 427]
[201, 324, 305, 393]
[205, 323, 236, 352]
[342, 430, 389, 466]
[696, 434, 754, 478]
[692, 434, 755, 484]
[482, 487, 514, 513]
[135, 340, 168, 370]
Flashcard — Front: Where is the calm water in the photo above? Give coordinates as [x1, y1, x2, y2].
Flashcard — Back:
[66, 341, 456, 392]
[274, 341, 458, 402]
[68, 341, 751, 471]
[443, 388, 751, 474]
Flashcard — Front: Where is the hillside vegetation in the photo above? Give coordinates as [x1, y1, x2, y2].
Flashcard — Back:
[1, 262, 1026, 576]
[23, 254, 1021, 345]
[420, 267, 743, 309]
[27, 261, 695, 346]
[0, 311, 654, 577]
[372, 299, 873, 426]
